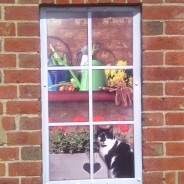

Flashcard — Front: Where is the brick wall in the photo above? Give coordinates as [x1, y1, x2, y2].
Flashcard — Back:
[0, 0, 184, 184]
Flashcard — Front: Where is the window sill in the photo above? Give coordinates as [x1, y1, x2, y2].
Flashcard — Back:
[48, 91, 115, 102]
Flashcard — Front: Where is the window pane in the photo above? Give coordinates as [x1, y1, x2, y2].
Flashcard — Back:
[93, 124, 134, 179]
[93, 69, 134, 121]
[92, 12, 133, 66]
[48, 69, 89, 122]
[49, 125, 90, 180]
[47, 12, 88, 67]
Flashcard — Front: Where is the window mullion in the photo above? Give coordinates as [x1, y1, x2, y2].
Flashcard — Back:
[88, 11, 94, 180]
[40, 8, 50, 184]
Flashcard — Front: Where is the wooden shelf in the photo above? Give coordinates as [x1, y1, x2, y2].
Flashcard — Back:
[48, 91, 115, 102]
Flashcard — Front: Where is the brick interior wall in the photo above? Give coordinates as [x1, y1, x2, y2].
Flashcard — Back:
[0, 0, 184, 184]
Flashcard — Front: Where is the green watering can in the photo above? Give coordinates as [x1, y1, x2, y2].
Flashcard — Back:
[51, 45, 107, 91]
[80, 59, 107, 91]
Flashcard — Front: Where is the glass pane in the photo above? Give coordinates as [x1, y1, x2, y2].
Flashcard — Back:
[92, 12, 133, 66]
[47, 12, 88, 66]
[48, 69, 89, 122]
[93, 69, 134, 121]
[49, 125, 90, 180]
[93, 124, 134, 179]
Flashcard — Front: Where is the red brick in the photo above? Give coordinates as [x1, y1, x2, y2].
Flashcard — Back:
[166, 21, 184, 35]
[143, 36, 184, 50]
[4, 38, 39, 52]
[0, 102, 3, 115]
[143, 83, 163, 96]
[6, 101, 40, 115]
[4, 70, 40, 83]
[178, 172, 184, 184]
[143, 67, 184, 81]
[144, 157, 184, 171]
[142, 21, 163, 35]
[19, 54, 40, 68]
[21, 177, 42, 184]
[0, 148, 19, 161]
[19, 117, 41, 130]
[72, 0, 86, 4]
[86, 0, 98, 3]
[166, 52, 184, 65]
[41, 0, 55, 3]
[17, 22, 39, 36]
[0, 22, 15, 36]
[143, 172, 164, 184]
[143, 0, 162, 2]
[142, 51, 163, 65]
[127, 0, 140, 2]
[0, 54, 16, 68]
[0, 0, 15, 2]
[7, 131, 41, 145]
[143, 143, 163, 156]
[165, 172, 176, 184]
[143, 6, 184, 19]
[166, 143, 184, 156]
[18, 0, 39, 3]
[0, 86, 17, 99]
[9, 162, 41, 176]
[56, 0, 70, 4]
[166, 113, 184, 125]
[166, 0, 184, 2]
[144, 127, 184, 141]
[165, 82, 184, 96]
[19, 85, 40, 99]
[0, 163, 5, 176]
[143, 112, 164, 126]
[5, 6, 38, 20]
[143, 97, 184, 111]
[0, 178, 19, 184]
[2, 117, 16, 130]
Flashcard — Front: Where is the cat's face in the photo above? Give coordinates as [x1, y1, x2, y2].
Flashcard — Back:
[96, 126, 115, 147]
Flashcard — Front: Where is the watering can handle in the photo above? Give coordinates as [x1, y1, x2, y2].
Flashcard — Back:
[93, 48, 117, 63]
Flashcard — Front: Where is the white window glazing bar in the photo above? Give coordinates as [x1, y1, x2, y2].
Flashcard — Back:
[133, 7, 142, 182]
[47, 65, 134, 71]
[88, 11, 94, 180]
[40, 8, 50, 184]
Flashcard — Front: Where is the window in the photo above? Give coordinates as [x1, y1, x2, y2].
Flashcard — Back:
[40, 6, 142, 184]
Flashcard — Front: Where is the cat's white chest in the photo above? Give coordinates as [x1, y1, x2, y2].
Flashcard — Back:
[99, 139, 117, 157]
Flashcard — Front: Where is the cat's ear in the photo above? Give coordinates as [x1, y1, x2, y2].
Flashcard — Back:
[96, 125, 101, 132]
[109, 126, 113, 134]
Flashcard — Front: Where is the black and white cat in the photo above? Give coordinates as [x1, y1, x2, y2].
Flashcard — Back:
[96, 126, 134, 178]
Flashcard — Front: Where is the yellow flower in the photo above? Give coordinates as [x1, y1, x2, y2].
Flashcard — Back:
[105, 69, 110, 77]
[110, 69, 116, 76]
[116, 60, 127, 66]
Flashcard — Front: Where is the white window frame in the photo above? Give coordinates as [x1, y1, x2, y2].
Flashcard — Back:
[40, 6, 142, 184]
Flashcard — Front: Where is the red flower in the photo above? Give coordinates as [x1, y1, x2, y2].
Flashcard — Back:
[93, 116, 104, 122]
[52, 126, 67, 133]
[73, 116, 87, 122]
[49, 116, 54, 123]
[116, 124, 129, 133]
[115, 116, 125, 121]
